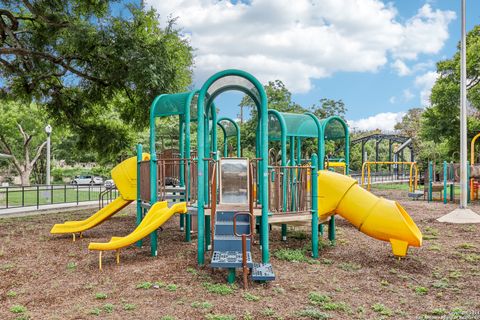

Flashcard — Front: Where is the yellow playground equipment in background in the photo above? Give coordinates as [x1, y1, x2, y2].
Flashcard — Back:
[470, 132, 480, 200]
[50, 154, 149, 240]
[361, 161, 419, 192]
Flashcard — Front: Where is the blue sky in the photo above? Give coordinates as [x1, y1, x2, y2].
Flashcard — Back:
[143, 0, 479, 131]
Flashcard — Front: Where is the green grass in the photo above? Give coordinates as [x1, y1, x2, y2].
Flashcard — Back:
[243, 292, 260, 302]
[261, 308, 275, 316]
[371, 303, 393, 317]
[66, 262, 77, 270]
[273, 248, 309, 262]
[202, 282, 235, 295]
[166, 284, 178, 292]
[123, 303, 136, 311]
[457, 243, 476, 250]
[136, 281, 153, 289]
[371, 183, 410, 191]
[89, 308, 101, 316]
[160, 317, 175, 320]
[94, 293, 107, 300]
[0, 186, 104, 207]
[7, 290, 17, 297]
[191, 301, 213, 309]
[459, 253, 480, 263]
[338, 262, 362, 272]
[102, 303, 114, 313]
[10, 305, 27, 314]
[308, 292, 331, 305]
[414, 286, 428, 295]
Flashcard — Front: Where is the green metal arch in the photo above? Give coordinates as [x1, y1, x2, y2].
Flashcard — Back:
[196, 69, 269, 265]
[321, 116, 350, 174]
[217, 117, 241, 157]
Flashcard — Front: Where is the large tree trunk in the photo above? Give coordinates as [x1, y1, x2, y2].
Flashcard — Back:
[19, 167, 32, 186]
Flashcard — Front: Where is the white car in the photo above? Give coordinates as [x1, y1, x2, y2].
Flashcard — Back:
[72, 175, 103, 185]
[104, 179, 116, 189]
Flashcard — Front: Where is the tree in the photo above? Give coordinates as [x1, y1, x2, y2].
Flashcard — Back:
[238, 80, 305, 155]
[310, 98, 347, 120]
[0, 1, 193, 159]
[0, 101, 48, 185]
[422, 25, 480, 160]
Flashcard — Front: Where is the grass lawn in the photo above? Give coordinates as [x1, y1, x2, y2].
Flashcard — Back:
[0, 186, 116, 208]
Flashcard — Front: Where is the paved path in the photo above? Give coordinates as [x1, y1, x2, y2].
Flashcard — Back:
[0, 201, 99, 218]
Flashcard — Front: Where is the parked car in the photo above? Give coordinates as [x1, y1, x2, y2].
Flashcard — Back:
[72, 175, 103, 185]
[104, 179, 116, 189]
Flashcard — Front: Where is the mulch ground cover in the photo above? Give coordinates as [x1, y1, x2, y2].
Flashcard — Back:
[0, 189, 479, 319]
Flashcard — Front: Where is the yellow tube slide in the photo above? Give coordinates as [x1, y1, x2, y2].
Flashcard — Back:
[88, 202, 187, 251]
[50, 154, 149, 235]
[317, 170, 422, 257]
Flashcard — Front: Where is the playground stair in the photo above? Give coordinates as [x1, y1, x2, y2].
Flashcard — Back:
[210, 211, 275, 282]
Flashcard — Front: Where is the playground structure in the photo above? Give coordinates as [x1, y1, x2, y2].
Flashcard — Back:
[50, 69, 423, 285]
[360, 161, 419, 193]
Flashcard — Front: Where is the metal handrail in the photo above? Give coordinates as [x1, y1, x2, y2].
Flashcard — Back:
[233, 211, 254, 290]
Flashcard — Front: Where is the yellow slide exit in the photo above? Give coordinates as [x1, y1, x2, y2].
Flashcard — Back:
[50, 154, 149, 236]
[88, 202, 187, 251]
[317, 170, 422, 257]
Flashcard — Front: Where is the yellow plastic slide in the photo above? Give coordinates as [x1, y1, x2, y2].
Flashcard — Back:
[317, 170, 422, 257]
[88, 202, 187, 251]
[50, 154, 149, 236]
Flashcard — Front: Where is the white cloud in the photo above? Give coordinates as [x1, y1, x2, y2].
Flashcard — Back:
[392, 4, 456, 60]
[403, 89, 415, 101]
[415, 71, 439, 106]
[146, 1, 455, 93]
[348, 112, 406, 131]
[391, 59, 411, 76]
[389, 96, 397, 104]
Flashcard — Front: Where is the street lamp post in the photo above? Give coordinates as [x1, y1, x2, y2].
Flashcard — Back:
[45, 125, 52, 185]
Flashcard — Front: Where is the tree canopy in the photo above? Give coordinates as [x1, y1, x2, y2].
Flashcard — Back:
[0, 1, 193, 158]
[422, 25, 480, 159]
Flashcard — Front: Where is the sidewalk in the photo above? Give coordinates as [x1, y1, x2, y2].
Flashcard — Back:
[0, 201, 99, 218]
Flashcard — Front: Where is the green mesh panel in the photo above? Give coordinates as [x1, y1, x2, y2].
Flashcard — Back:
[153, 92, 193, 117]
[322, 118, 347, 140]
[269, 112, 320, 140]
[206, 75, 260, 106]
[218, 119, 237, 137]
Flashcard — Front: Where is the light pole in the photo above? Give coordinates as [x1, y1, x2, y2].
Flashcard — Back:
[45, 125, 52, 185]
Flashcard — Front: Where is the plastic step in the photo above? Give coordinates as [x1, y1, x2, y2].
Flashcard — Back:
[251, 263, 275, 281]
[213, 235, 251, 252]
[210, 251, 253, 268]
[214, 221, 250, 236]
[215, 211, 251, 223]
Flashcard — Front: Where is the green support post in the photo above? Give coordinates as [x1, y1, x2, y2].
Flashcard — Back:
[179, 118, 185, 231]
[443, 161, 447, 204]
[136, 144, 143, 248]
[428, 161, 433, 202]
[227, 268, 236, 283]
[149, 100, 159, 257]
[311, 154, 319, 258]
[467, 161, 471, 203]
